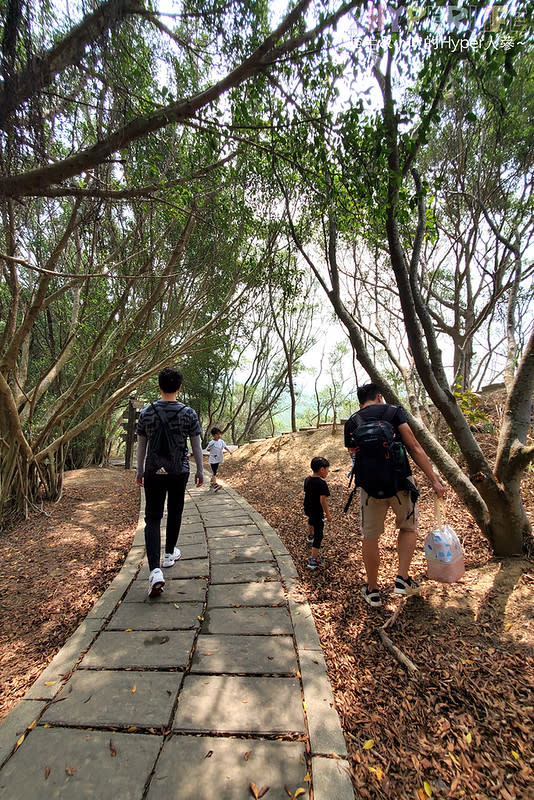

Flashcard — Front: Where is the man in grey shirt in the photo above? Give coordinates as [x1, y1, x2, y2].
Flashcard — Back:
[136, 367, 204, 596]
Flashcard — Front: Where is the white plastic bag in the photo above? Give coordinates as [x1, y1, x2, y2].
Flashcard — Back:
[424, 499, 465, 583]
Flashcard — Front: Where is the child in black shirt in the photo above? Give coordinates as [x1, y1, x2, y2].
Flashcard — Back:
[303, 456, 332, 570]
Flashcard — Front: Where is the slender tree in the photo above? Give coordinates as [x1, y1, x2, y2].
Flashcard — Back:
[269, 10, 534, 554]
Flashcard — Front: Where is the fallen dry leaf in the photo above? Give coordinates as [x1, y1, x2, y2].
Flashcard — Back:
[14, 733, 25, 751]
[1, 425, 533, 800]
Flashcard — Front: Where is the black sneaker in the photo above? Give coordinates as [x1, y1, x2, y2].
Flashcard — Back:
[306, 533, 315, 544]
[394, 575, 420, 595]
[360, 584, 381, 607]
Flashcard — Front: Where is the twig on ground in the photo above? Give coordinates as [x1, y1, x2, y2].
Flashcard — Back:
[377, 596, 418, 673]
[378, 627, 418, 673]
[381, 596, 407, 631]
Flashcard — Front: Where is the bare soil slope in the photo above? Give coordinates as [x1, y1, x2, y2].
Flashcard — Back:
[223, 427, 534, 800]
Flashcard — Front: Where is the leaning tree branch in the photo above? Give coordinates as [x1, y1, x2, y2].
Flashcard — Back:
[0, 0, 313, 196]
[0, 0, 364, 197]
[0, 0, 145, 129]
[10, 150, 240, 199]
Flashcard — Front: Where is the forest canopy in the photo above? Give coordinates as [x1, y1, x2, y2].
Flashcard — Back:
[0, 0, 533, 554]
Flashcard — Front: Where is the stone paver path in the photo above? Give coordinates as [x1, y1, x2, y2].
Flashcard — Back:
[0, 482, 353, 799]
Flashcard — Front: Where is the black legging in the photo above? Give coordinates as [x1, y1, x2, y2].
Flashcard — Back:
[309, 516, 325, 549]
[143, 473, 189, 571]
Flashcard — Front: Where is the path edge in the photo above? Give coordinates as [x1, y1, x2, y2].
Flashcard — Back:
[221, 483, 354, 800]
[0, 495, 146, 768]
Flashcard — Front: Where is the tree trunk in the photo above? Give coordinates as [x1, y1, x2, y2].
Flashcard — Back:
[0, 439, 63, 529]
[476, 476, 528, 555]
[379, 58, 532, 557]
[288, 364, 297, 433]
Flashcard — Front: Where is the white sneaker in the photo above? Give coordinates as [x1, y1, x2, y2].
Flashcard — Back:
[162, 547, 181, 568]
[148, 568, 165, 597]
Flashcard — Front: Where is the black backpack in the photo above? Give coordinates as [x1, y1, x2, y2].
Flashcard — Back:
[143, 403, 188, 477]
[344, 406, 414, 510]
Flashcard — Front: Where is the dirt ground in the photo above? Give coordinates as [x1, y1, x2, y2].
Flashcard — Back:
[1, 433, 533, 799]
[0, 467, 139, 722]
[223, 428, 534, 800]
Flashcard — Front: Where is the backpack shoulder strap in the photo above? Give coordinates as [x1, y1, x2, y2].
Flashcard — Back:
[150, 403, 176, 441]
[151, 402, 168, 426]
[382, 405, 398, 424]
[152, 402, 187, 425]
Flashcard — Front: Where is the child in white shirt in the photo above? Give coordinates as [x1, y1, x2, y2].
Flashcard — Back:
[206, 427, 233, 490]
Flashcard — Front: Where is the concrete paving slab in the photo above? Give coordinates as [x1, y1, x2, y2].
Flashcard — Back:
[196, 495, 235, 507]
[110, 562, 143, 584]
[173, 675, 305, 735]
[211, 563, 279, 584]
[124, 578, 207, 604]
[299, 649, 348, 756]
[207, 581, 286, 607]
[0, 727, 162, 800]
[175, 530, 206, 545]
[289, 600, 322, 651]
[201, 512, 253, 523]
[203, 606, 292, 635]
[145, 558, 208, 579]
[123, 547, 145, 568]
[146, 736, 308, 800]
[176, 542, 207, 559]
[41, 670, 181, 729]
[22, 618, 103, 700]
[264, 537, 291, 556]
[80, 630, 196, 669]
[178, 521, 204, 534]
[181, 517, 203, 528]
[106, 601, 203, 631]
[312, 755, 354, 800]
[194, 501, 233, 511]
[277, 554, 300, 583]
[210, 544, 274, 564]
[0, 700, 47, 767]
[205, 533, 264, 550]
[206, 524, 261, 538]
[191, 634, 298, 674]
[85, 582, 126, 619]
[132, 527, 145, 547]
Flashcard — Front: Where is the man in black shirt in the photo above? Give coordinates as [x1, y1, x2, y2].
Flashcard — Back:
[136, 368, 204, 597]
[345, 383, 445, 608]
